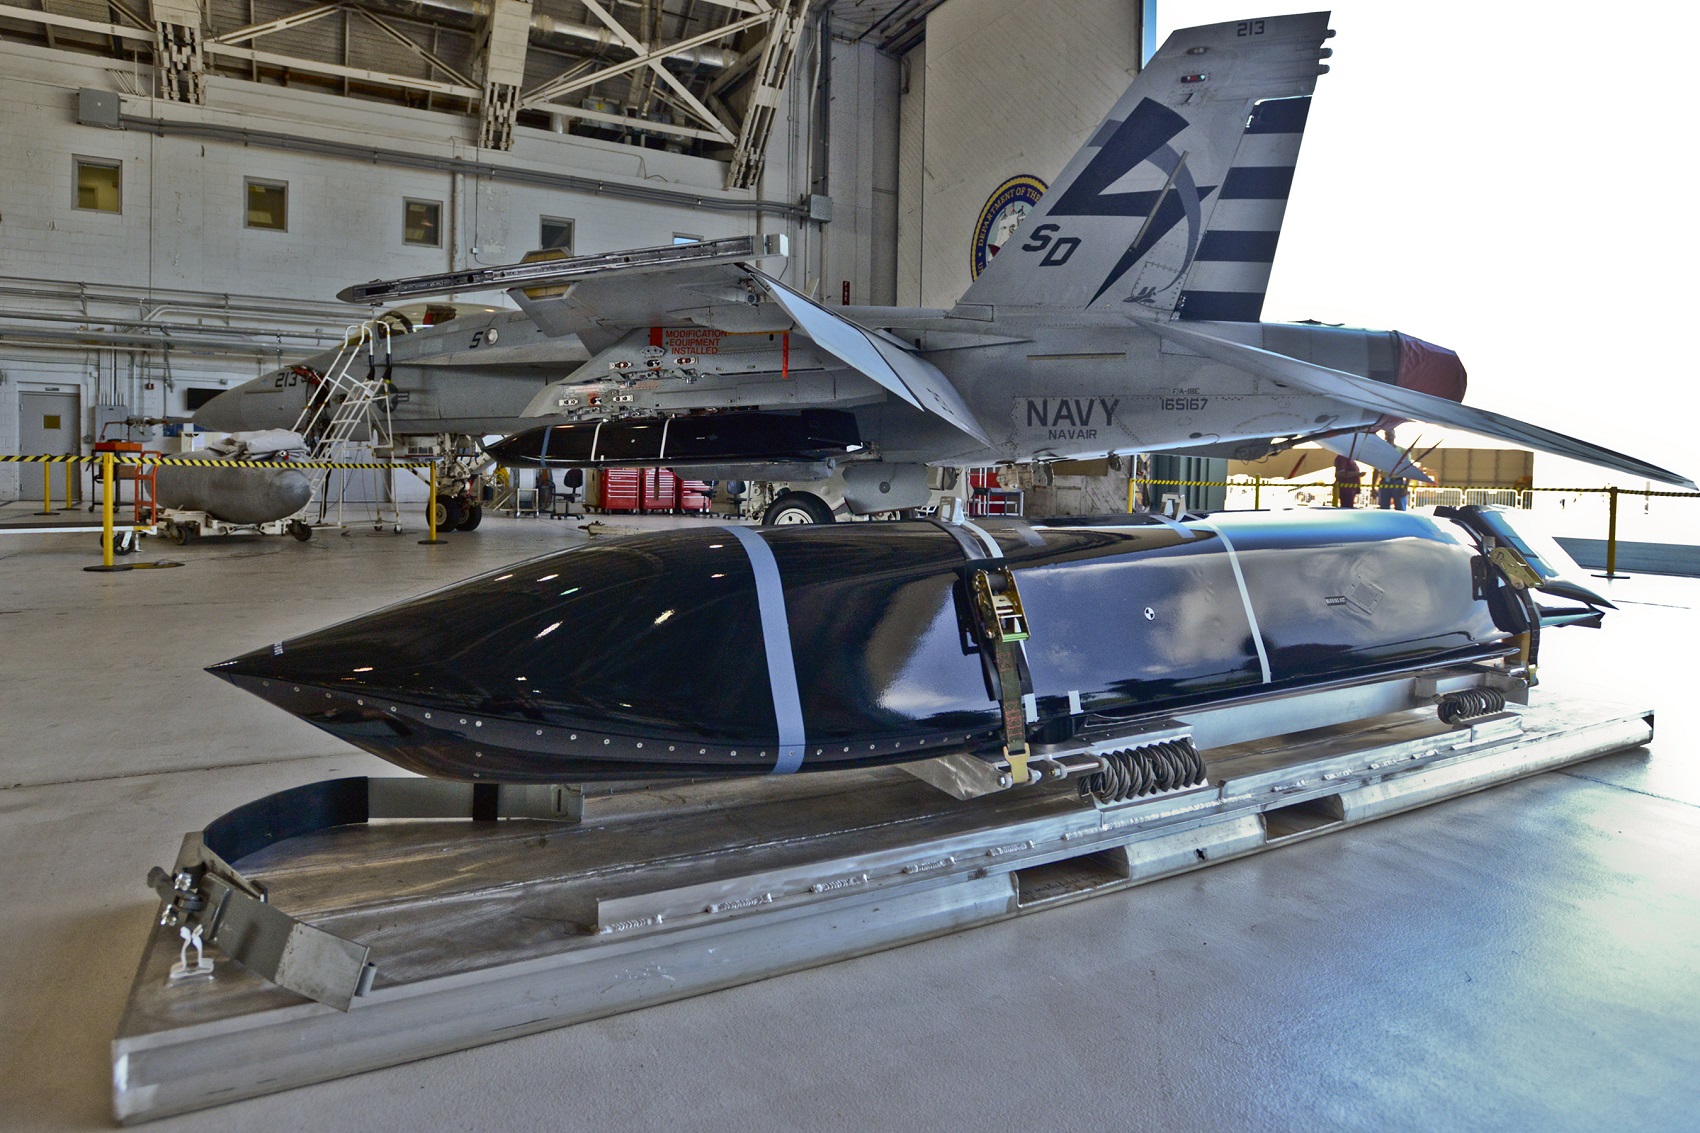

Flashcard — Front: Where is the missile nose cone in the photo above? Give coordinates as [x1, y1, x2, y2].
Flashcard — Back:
[483, 428, 545, 467]
[206, 531, 809, 780]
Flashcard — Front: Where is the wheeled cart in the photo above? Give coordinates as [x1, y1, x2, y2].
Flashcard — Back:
[112, 670, 1653, 1124]
[157, 508, 314, 544]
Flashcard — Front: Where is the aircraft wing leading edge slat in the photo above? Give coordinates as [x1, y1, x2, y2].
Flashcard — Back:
[752, 271, 993, 447]
[1152, 322, 1696, 490]
[337, 234, 788, 305]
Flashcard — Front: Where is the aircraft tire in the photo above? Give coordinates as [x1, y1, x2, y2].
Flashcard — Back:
[455, 504, 483, 532]
[433, 496, 465, 531]
[761, 492, 834, 526]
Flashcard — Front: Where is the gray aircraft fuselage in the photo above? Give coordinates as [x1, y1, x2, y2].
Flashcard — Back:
[194, 304, 1391, 473]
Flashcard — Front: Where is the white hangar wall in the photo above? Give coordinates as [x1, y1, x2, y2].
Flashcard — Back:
[897, 0, 1146, 308]
[818, 36, 901, 309]
[0, 34, 828, 499]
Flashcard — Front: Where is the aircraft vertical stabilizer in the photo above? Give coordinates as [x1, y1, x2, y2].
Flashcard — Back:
[958, 12, 1332, 317]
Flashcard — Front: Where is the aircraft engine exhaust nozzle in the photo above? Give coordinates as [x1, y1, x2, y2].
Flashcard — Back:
[209, 509, 1610, 785]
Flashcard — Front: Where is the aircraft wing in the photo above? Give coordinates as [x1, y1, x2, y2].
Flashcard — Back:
[339, 235, 994, 447]
[1152, 322, 1696, 489]
[341, 235, 796, 338]
[748, 270, 991, 446]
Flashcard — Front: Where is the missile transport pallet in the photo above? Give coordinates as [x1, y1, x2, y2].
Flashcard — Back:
[113, 679, 1653, 1123]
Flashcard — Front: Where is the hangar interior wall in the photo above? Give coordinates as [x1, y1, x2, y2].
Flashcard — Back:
[898, 0, 1144, 308]
[0, 33, 838, 500]
[819, 38, 900, 308]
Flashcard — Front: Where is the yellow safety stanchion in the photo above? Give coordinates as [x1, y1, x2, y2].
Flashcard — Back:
[418, 461, 447, 545]
[84, 451, 131, 573]
[33, 463, 55, 516]
[1596, 485, 1625, 580]
[63, 461, 74, 511]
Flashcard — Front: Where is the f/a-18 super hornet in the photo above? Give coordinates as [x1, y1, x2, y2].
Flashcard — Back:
[194, 11, 1692, 525]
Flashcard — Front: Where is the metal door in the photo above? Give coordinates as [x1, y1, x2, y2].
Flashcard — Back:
[18, 391, 82, 503]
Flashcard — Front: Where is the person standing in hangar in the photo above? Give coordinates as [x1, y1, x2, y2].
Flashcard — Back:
[1334, 454, 1362, 508]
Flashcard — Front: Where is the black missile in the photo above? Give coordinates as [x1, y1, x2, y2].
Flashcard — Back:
[209, 509, 1598, 784]
[483, 409, 863, 468]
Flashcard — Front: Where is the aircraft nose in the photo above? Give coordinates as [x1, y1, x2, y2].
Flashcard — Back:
[192, 382, 256, 432]
[193, 373, 304, 433]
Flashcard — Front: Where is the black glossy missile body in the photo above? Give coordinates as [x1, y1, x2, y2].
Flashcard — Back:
[211, 510, 1556, 784]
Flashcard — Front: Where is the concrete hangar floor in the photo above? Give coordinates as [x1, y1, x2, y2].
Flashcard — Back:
[1, 507, 1697, 1132]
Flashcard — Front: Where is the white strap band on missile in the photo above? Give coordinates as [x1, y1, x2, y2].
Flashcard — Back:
[1191, 520, 1273, 684]
[724, 526, 808, 774]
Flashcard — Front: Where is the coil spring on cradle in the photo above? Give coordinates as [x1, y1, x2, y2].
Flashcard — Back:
[1436, 687, 1507, 726]
[1079, 739, 1205, 804]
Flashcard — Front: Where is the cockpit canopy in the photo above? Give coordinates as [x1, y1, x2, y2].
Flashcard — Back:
[375, 303, 503, 335]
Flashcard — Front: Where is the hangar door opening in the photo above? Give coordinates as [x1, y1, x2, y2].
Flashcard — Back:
[19, 391, 82, 504]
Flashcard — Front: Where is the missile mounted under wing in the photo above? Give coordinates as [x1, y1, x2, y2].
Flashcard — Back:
[192, 11, 1690, 524]
[212, 506, 1610, 788]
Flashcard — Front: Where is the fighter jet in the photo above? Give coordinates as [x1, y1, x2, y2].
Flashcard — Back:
[194, 11, 1692, 524]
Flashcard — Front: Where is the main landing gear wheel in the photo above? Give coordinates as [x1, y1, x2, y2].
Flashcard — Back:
[761, 492, 834, 526]
[454, 504, 483, 532]
[288, 520, 313, 542]
[432, 496, 465, 531]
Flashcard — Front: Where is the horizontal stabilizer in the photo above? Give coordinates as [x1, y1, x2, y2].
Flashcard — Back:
[1310, 432, 1434, 484]
[752, 271, 992, 446]
[1154, 322, 1695, 489]
[338, 235, 787, 305]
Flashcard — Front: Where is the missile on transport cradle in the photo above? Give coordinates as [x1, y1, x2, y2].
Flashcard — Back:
[155, 451, 312, 525]
[208, 508, 1609, 784]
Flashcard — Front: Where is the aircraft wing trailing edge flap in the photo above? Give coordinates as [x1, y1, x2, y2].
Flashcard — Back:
[750, 270, 993, 447]
[1152, 322, 1697, 489]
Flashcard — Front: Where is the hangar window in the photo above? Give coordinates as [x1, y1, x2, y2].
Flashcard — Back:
[245, 178, 288, 231]
[404, 199, 442, 246]
[540, 216, 574, 253]
[184, 388, 223, 411]
[74, 158, 121, 213]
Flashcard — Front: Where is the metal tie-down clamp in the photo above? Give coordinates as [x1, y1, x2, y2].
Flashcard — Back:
[971, 565, 1033, 782]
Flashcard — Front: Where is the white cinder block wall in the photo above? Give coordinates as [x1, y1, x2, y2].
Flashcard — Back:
[0, 31, 848, 500]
